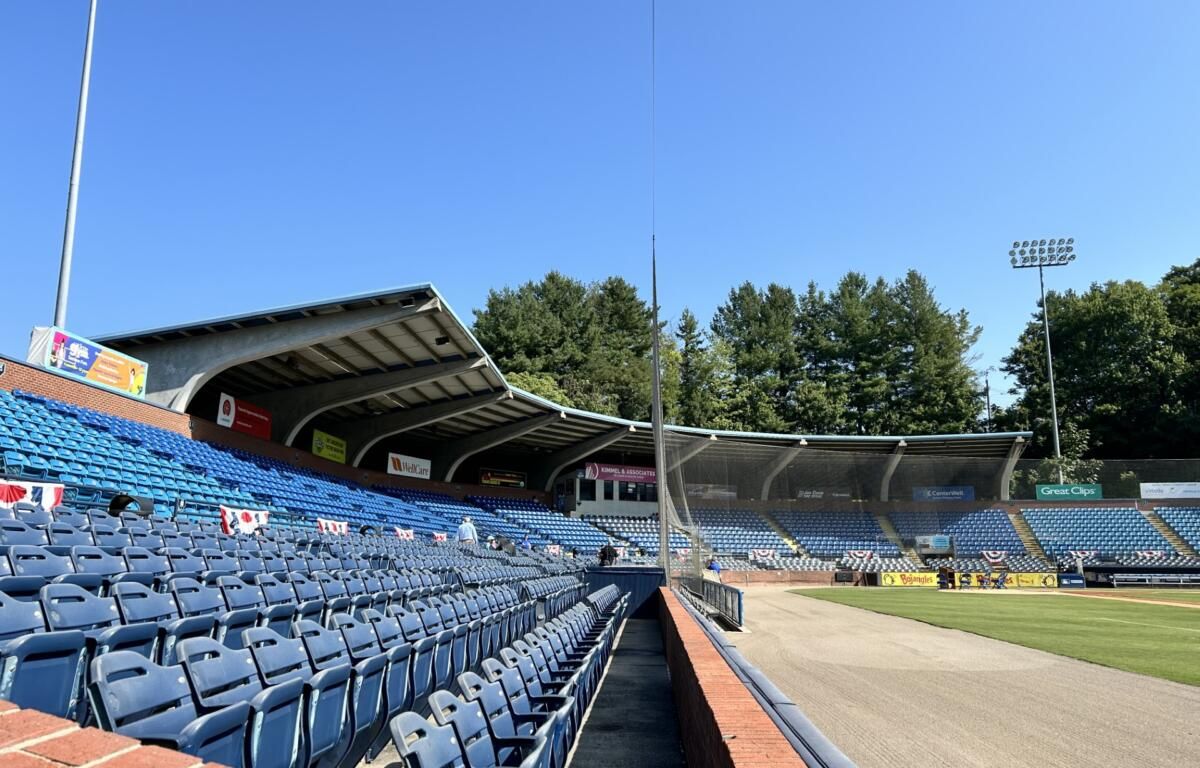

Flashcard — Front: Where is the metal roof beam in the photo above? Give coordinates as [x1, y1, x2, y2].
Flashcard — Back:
[434, 412, 565, 482]
[878, 440, 907, 502]
[347, 390, 509, 467]
[250, 357, 488, 446]
[996, 436, 1027, 501]
[532, 426, 635, 492]
[665, 434, 717, 473]
[757, 440, 807, 501]
[132, 297, 440, 411]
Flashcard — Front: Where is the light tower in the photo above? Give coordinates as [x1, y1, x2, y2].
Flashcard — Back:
[1009, 237, 1077, 484]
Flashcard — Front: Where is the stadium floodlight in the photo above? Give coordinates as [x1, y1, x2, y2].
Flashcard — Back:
[1009, 236, 1079, 483]
[54, 0, 98, 329]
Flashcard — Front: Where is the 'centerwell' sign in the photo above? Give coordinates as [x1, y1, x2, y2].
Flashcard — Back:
[1035, 483, 1103, 501]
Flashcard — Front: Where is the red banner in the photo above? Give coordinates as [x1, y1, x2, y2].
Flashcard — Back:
[220, 506, 269, 535]
[583, 462, 657, 484]
[1134, 550, 1166, 558]
[546, 544, 561, 556]
[847, 550, 874, 559]
[982, 550, 1008, 564]
[0, 481, 64, 512]
[395, 527, 415, 540]
[432, 532, 448, 542]
[217, 392, 272, 440]
[748, 548, 777, 561]
[1068, 550, 1098, 559]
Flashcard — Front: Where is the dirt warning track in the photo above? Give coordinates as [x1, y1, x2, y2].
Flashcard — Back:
[730, 587, 1200, 768]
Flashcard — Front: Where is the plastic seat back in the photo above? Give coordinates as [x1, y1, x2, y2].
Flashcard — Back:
[429, 690, 495, 767]
[8, 544, 74, 579]
[389, 712, 468, 768]
[47, 521, 93, 547]
[112, 581, 178, 624]
[177, 636, 263, 708]
[171, 577, 225, 617]
[0, 519, 50, 546]
[70, 545, 128, 582]
[40, 582, 121, 638]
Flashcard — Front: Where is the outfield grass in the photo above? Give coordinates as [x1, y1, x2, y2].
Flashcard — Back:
[792, 589, 1200, 686]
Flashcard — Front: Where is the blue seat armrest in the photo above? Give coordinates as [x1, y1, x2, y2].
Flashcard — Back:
[307, 661, 352, 692]
[175, 701, 252, 759]
[248, 676, 305, 713]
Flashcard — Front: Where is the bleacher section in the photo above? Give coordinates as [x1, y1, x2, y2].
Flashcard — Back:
[690, 508, 791, 554]
[1021, 506, 1173, 559]
[584, 515, 692, 554]
[0, 503, 625, 768]
[1155, 507, 1200, 552]
[926, 555, 1052, 573]
[888, 508, 1025, 556]
[470, 496, 610, 553]
[772, 510, 901, 558]
[378, 487, 535, 544]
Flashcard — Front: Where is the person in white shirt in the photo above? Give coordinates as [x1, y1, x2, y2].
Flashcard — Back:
[456, 516, 478, 545]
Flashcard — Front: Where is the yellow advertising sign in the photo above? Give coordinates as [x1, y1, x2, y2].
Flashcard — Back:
[880, 572, 939, 587]
[312, 429, 347, 464]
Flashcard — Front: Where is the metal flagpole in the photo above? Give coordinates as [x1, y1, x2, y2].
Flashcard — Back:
[649, 0, 671, 579]
[54, 0, 99, 329]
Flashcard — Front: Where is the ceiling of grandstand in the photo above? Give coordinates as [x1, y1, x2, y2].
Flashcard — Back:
[99, 285, 1030, 473]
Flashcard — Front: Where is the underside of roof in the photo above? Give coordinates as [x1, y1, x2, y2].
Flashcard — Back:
[97, 284, 1032, 474]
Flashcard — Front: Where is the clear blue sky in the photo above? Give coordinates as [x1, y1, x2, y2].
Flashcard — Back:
[3, 2, 1198, 404]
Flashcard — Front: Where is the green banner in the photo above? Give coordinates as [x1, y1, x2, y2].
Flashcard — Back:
[312, 429, 346, 464]
[1035, 483, 1103, 500]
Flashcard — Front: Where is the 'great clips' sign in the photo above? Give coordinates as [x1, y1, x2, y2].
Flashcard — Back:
[1036, 483, 1103, 501]
[583, 462, 657, 484]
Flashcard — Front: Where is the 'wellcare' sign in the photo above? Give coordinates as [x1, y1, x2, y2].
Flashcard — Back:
[1036, 483, 1103, 500]
[388, 453, 431, 479]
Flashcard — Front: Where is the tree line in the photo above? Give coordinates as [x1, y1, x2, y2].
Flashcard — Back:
[472, 260, 1200, 461]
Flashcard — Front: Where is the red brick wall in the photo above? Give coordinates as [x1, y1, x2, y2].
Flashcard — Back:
[657, 588, 808, 768]
[716, 570, 839, 587]
[0, 701, 225, 768]
[0, 355, 190, 436]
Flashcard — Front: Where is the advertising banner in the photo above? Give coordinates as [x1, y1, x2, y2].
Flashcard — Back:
[312, 429, 346, 464]
[1139, 482, 1200, 499]
[955, 572, 1058, 589]
[387, 453, 431, 479]
[219, 506, 269, 536]
[479, 468, 527, 488]
[394, 527, 415, 540]
[880, 572, 939, 587]
[583, 462, 657, 484]
[0, 480, 65, 512]
[432, 532, 448, 542]
[32, 326, 148, 398]
[914, 535, 953, 555]
[1036, 483, 1103, 500]
[1058, 573, 1086, 588]
[316, 517, 348, 535]
[912, 485, 975, 502]
[217, 393, 272, 440]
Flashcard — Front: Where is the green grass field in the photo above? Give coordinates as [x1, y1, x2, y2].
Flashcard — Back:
[791, 589, 1200, 686]
[1110, 589, 1200, 604]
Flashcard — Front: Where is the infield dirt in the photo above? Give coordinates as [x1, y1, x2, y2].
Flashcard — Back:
[731, 586, 1200, 768]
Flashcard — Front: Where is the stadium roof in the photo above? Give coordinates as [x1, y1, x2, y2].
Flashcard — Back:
[98, 285, 1031, 484]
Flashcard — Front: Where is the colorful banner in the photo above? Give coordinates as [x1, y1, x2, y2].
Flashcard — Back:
[33, 326, 148, 398]
[217, 392, 272, 440]
[388, 453, 431, 479]
[583, 462, 657, 484]
[220, 506, 269, 536]
[1036, 483, 1103, 500]
[1139, 482, 1200, 499]
[912, 485, 975, 502]
[316, 517, 348, 535]
[846, 550, 874, 559]
[676, 548, 691, 561]
[982, 550, 1008, 564]
[1068, 550, 1099, 559]
[914, 534, 953, 555]
[0, 481, 64, 512]
[955, 572, 1058, 589]
[312, 429, 346, 464]
[546, 544, 562, 556]
[1134, 550, 1166, 558]
[394, 527, 415, 540]
[432, 532, 448, 542]
[748, 548, 777, 561]
[880, 571, 940, 587]
[479, 468, 527, 488]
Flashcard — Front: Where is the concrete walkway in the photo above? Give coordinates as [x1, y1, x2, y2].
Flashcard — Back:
[569, 618, 686, 767]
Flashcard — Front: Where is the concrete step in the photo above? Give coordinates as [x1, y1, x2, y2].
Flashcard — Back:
[873, 511, 923, 564]
[1007, 508, 1052, 565]
[759, 509, 806, 556]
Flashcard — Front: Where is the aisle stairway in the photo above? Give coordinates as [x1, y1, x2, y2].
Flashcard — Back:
[874, 511, 922, 564]
[1142, 509, 1199, 556]
[758, 510, 805, 555]
[1007, 508, 1052, 564]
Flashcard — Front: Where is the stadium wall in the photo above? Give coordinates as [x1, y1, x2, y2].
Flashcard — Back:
[658, 588, 808, 768]
[0, 353, 549, 506]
